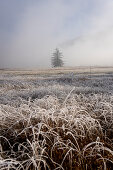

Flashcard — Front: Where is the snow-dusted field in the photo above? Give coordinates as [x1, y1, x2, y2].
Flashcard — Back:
[0, 69, 113, 169]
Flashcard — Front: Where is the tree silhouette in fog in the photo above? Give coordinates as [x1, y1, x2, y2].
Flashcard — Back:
[51, 48, 64, 67]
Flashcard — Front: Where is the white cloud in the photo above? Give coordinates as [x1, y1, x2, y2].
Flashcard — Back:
[62, 0, 113, 66]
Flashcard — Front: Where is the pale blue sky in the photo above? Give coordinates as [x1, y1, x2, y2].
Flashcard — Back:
[0, 0, 113, 68]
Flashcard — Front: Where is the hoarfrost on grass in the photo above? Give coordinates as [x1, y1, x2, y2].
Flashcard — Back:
[0, 72, 113, 169]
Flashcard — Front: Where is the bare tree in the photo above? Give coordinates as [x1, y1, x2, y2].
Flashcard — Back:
[51, 48, 64, 67]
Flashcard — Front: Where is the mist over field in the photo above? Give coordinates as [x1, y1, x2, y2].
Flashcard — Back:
[0, 1, 113, 169]
[0, 0, 113, 68]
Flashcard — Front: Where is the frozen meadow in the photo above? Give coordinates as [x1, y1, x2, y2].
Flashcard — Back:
[0, 68, 113, 169]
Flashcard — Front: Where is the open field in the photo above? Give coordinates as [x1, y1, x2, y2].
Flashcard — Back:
[0, 67, 113, 169]
[0, 66, 113, 75]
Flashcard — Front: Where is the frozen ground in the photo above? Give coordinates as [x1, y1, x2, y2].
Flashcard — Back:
[0, 69, 113, 169]
[0, 70, 113, 104]
[0, 71, 113, 106]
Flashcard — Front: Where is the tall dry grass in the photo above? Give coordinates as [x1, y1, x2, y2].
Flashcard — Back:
[0, 92, 113, 169]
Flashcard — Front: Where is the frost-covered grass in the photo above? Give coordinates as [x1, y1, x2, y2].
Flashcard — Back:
[0, 71, 113, 169]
